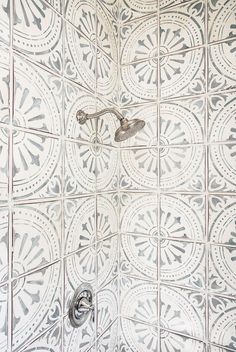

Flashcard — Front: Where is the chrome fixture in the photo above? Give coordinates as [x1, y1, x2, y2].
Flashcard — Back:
[76, 108, 145, 142]
[69, 283, 94, 328]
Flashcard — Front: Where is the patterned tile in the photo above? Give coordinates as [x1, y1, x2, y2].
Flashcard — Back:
[120, 15, 158, 64]
[210, 346, 236, 352]
[120, 233, 158, 280]
[160, 145, 205, 192]
[120, 0, 157, 24]
[64, 23, 96, 92]
[97, 234, 118, 289]
[97, 193, 119, 240]
[120, 276, 158, 324]
[209, 195, 236, 246]
[208, 144, 236, 192]
[208, 40, 236, 92]
[13, 201, 61, 276]
[160, 0, 193, 10]
[13, 131, 62, 200]
[160, 285, 205, 339]
[64, 141, 96, 196]
[209, 245, 236, 296]
[64, 196, 95, 255]
[0, 208, 8, 285]
[119, 318, 158, 352]
[0, 0, 9, 45]
[98, 0, 119, 21]
[208, 0, 236, 43]
[13, 55, 63, 136]
[120, 192, 158, 236]
[209, 295, 236, 350]
[13, 0, 63, 74]
[0, 283, 7, 352]
[45, 0, 63, 13]
[208, 92, 236, 143]
[12, 262, 62, 351]
[96, 146, 119, 192]
[0, 126, 8, 203]
[160, 194, 205, 241]
[160, 48, 205, 99]
[120, 148, 158, 190]
[0, 46, 9, 125]
[160, 330, 206, 352]
[97, 319, 118, 352]
[160, 97, 205, 145]
[160, 240, 205, 289]
[160, 1, 205, 55]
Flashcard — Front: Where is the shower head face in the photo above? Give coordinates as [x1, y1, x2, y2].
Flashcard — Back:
[114, 118, 145, 142]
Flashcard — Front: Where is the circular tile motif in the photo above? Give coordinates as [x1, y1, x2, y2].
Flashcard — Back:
[209, 0, 236, 42]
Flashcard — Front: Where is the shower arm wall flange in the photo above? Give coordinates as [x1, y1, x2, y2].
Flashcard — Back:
[76, 108, 127, 125]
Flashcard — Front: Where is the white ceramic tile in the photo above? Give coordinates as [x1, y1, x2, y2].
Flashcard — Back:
[97, 319, 118, 352]
[120, 0, 157, 23]
[0, 126, 8, 203]
[96, 146, 119, 192]
[0, 0, 9, 45]
[0, 283, 8, 352]
[97, 0, 119, 21]
[97, 193, 119, 240]
[0, 208, 8, 284]
[0, 46, 9, 125]
[160, 330, 206, 352]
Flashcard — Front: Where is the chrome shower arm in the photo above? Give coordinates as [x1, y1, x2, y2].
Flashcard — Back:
[76, 108, 125, 124]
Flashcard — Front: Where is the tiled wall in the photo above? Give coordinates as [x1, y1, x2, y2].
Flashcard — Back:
[0, 0, 119, 351]
[118, 0, 236, 352]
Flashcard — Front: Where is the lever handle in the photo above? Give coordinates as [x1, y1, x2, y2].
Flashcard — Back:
[77, 297, 94, 314]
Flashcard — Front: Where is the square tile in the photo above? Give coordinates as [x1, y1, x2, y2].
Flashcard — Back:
[0, 126, 8, 203]
[97, 193, 118, 241]
[120, 16, 158, 65]
[209, 295, 236, 350]
[160, 194, 205, 241]
[160, 240, 205, 289]
[160, 145, 205, 192]
[208, 0, 236, 43]
[97, 319, 118, 352]
[208, 195, 236, 246]
[0, 208, 8, 284]
[120, 0, 157, 23]
[64, 23, 96, 92]
[12, 262, 62, 351]
[0, 46, 9, 125]
[160, 97, 205, 145]
[13, 131, 62, 200]
[119, 318, 158, 352]
[160, 1, 205, 55]
[64, 196, 95, 255]
[208, 144, 236, 192]
[160, 285, 205, 339]
[64, 141, 95, 196]
[208, 92, 236, 143]
[160, 330, 206, 352]
[208, 40, 236, 92]
[120, 148, 158, 190]
[120, 276, 158, 324]
[13, 201, 61, 276]
[120, 61, 157, 106]
[13, 55, 63, 136]
[209, 245, 236, 296]
[13, 0, 63, 74]
[120, 233, 158, 281]
[0, 0, 9, 45]
[120, 193, 158, 236]
[160, 48, 205, 99]
[0, 283, 8, 352]
[96, 147, 119, 192]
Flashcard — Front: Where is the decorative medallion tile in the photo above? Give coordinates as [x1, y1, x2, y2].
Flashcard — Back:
[209, 195, 236, 246]
[160, 97, 205, 145]
[0, 208, 8, 285]
[160, 194, 205, 241]
[120, 193, 158, 236]
[12, 262, 62, 351]
[160, 240, 205, 289]
[45, 0, 62, 13]
[210, 346, 236, 352]
[0, 126, 8, 203]
[208, 0, 236, 43]
[160, 145, 205, 192]
[97, 53, 119, 104]
[0, 283, 7, 352]
[0, 0, 9, 45]
[97, 0, 119, 21]
[160, 1, 204, 55]
[97, 235, 118, 289]
[120, 0, 157, 24]
[120, 276, 158, 325]
[120, 318, 158, 352]
[160, 330, 206, 352]
[97, 320, 118, 352]
[120, 233, 158, 280]
[160, 285, 205, 339]
[208, 92, 236, 143]
[120, 148, 158, 190]
[0, 46, 9, 125]
[96, 147, 119, 192]
[209, 295, 236, 350]
[160, 0, 193, 10]
[97, 193, 118, 240]
[160, 48, 205, 99]
[13, 201, 61, 276]
[13, 0, 63, 74]
[208, 144, 236, 192]
[13, 131, 62, 200]
[64, 197, 95, 255]
[14, 55, 63, 136]
[208, 40, 236, 92]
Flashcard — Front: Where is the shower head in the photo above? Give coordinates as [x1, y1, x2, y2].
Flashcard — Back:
[114, 118, 145, 142]
[76, 108, 145, 142]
